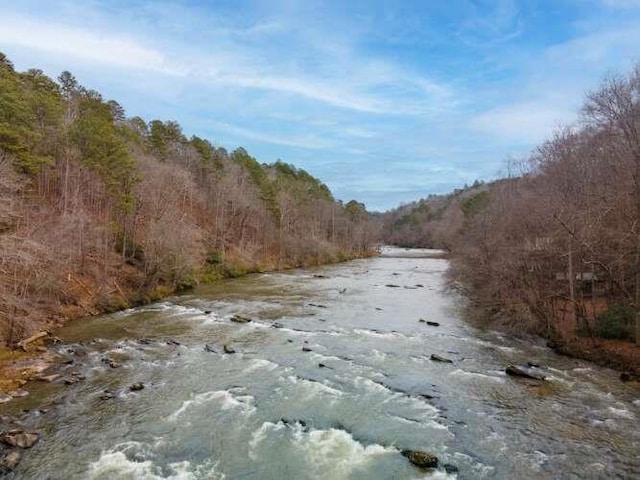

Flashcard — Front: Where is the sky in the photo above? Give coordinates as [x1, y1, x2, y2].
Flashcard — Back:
[1, 0, 640, 211]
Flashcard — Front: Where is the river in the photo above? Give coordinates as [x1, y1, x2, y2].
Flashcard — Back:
[6, 247, 640, 479]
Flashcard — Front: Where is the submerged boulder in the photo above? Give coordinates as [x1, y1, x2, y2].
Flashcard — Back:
[99, 390, 116, 400]
[506, 365, 546, 381]
[443, 463, 459, 474]
[402, 450, 439, 469]
[230, 315, 252, 323]
[620, 372, 640, 382]
[0, 431, 39, 449]
[0, 449, 21, 473]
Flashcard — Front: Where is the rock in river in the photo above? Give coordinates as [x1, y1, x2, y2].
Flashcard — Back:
[231, 315, 252, 323]
[129, 383, 144, 392]
[1, 448, 21, 472]
[430, 354, 453, 363]
[506, 365, 546, 381]
[223, 345, 236, 354]
[100, 390, 116, 400]
[620, 372, 640, 382]
[0, 430, 39, 449]
[401, 450, 439, 469]
[420, 319, 440, 326]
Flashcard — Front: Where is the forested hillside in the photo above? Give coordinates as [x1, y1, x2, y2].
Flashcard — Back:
[383, 64, 640, 364]
[379, 181, 486, 249]
[0, 53, 377, 346]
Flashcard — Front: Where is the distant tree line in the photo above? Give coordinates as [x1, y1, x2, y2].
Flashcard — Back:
[0, 53, 377, 345]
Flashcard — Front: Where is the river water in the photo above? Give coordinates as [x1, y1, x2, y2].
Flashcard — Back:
[8, 248, 640, 479]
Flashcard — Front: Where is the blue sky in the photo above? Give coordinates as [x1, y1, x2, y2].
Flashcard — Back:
[1, 0, 640, 210]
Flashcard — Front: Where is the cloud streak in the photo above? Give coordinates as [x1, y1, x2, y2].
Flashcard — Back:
[0, 14, 176, 74]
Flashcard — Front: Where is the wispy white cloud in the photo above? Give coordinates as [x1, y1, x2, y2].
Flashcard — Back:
[207, 121, 333, 150]
[470, 102, 573, 144]
[469, 21, 640, 144]
[0, 8, 453, 116]
[0, 14, 178, 74]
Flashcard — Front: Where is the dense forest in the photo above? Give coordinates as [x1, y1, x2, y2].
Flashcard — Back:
[0, 53, 377, 346]
[379, 181, 486, 250]
[383, 64, 640, 357]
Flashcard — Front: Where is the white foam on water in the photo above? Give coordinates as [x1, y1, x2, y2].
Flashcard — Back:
[389, 415, 448, 433]
[633, 399, 640, 407]
[248, 421, 286, 460]
[286, 375, 344, 397]
[607, 407, 635, 419]
[150, 303, 205, 317]
[449, 451, 495, 478]
[416, 472, 458, 480]
[449, 369, 505, 384]
[591, 418, 620, 430]
[390, 414, 421, 425]
[545, 375, 574, 387]
[290, 427, 395, 479]
[588, 462, 606, 473]
[322, 329, 348, 336]
[279, 327, 316, 336]
[370, 349, 388, 361]
[242, 358, 279, 373]
[353, 328, 406, 340]
[168, 390, 256, 421]
[87, 453, 224, 480]
[572, 367, 592, 373]
[483, 431, 508, 453]
[247, 321, 270, 329]
[310, 352, 348, 363]
[353, 376, 395, 395]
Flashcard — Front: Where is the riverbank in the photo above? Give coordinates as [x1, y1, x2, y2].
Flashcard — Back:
[0, 249, 379, 398]
[552, 337, 640, 379]
[463, 303, 640, 379]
